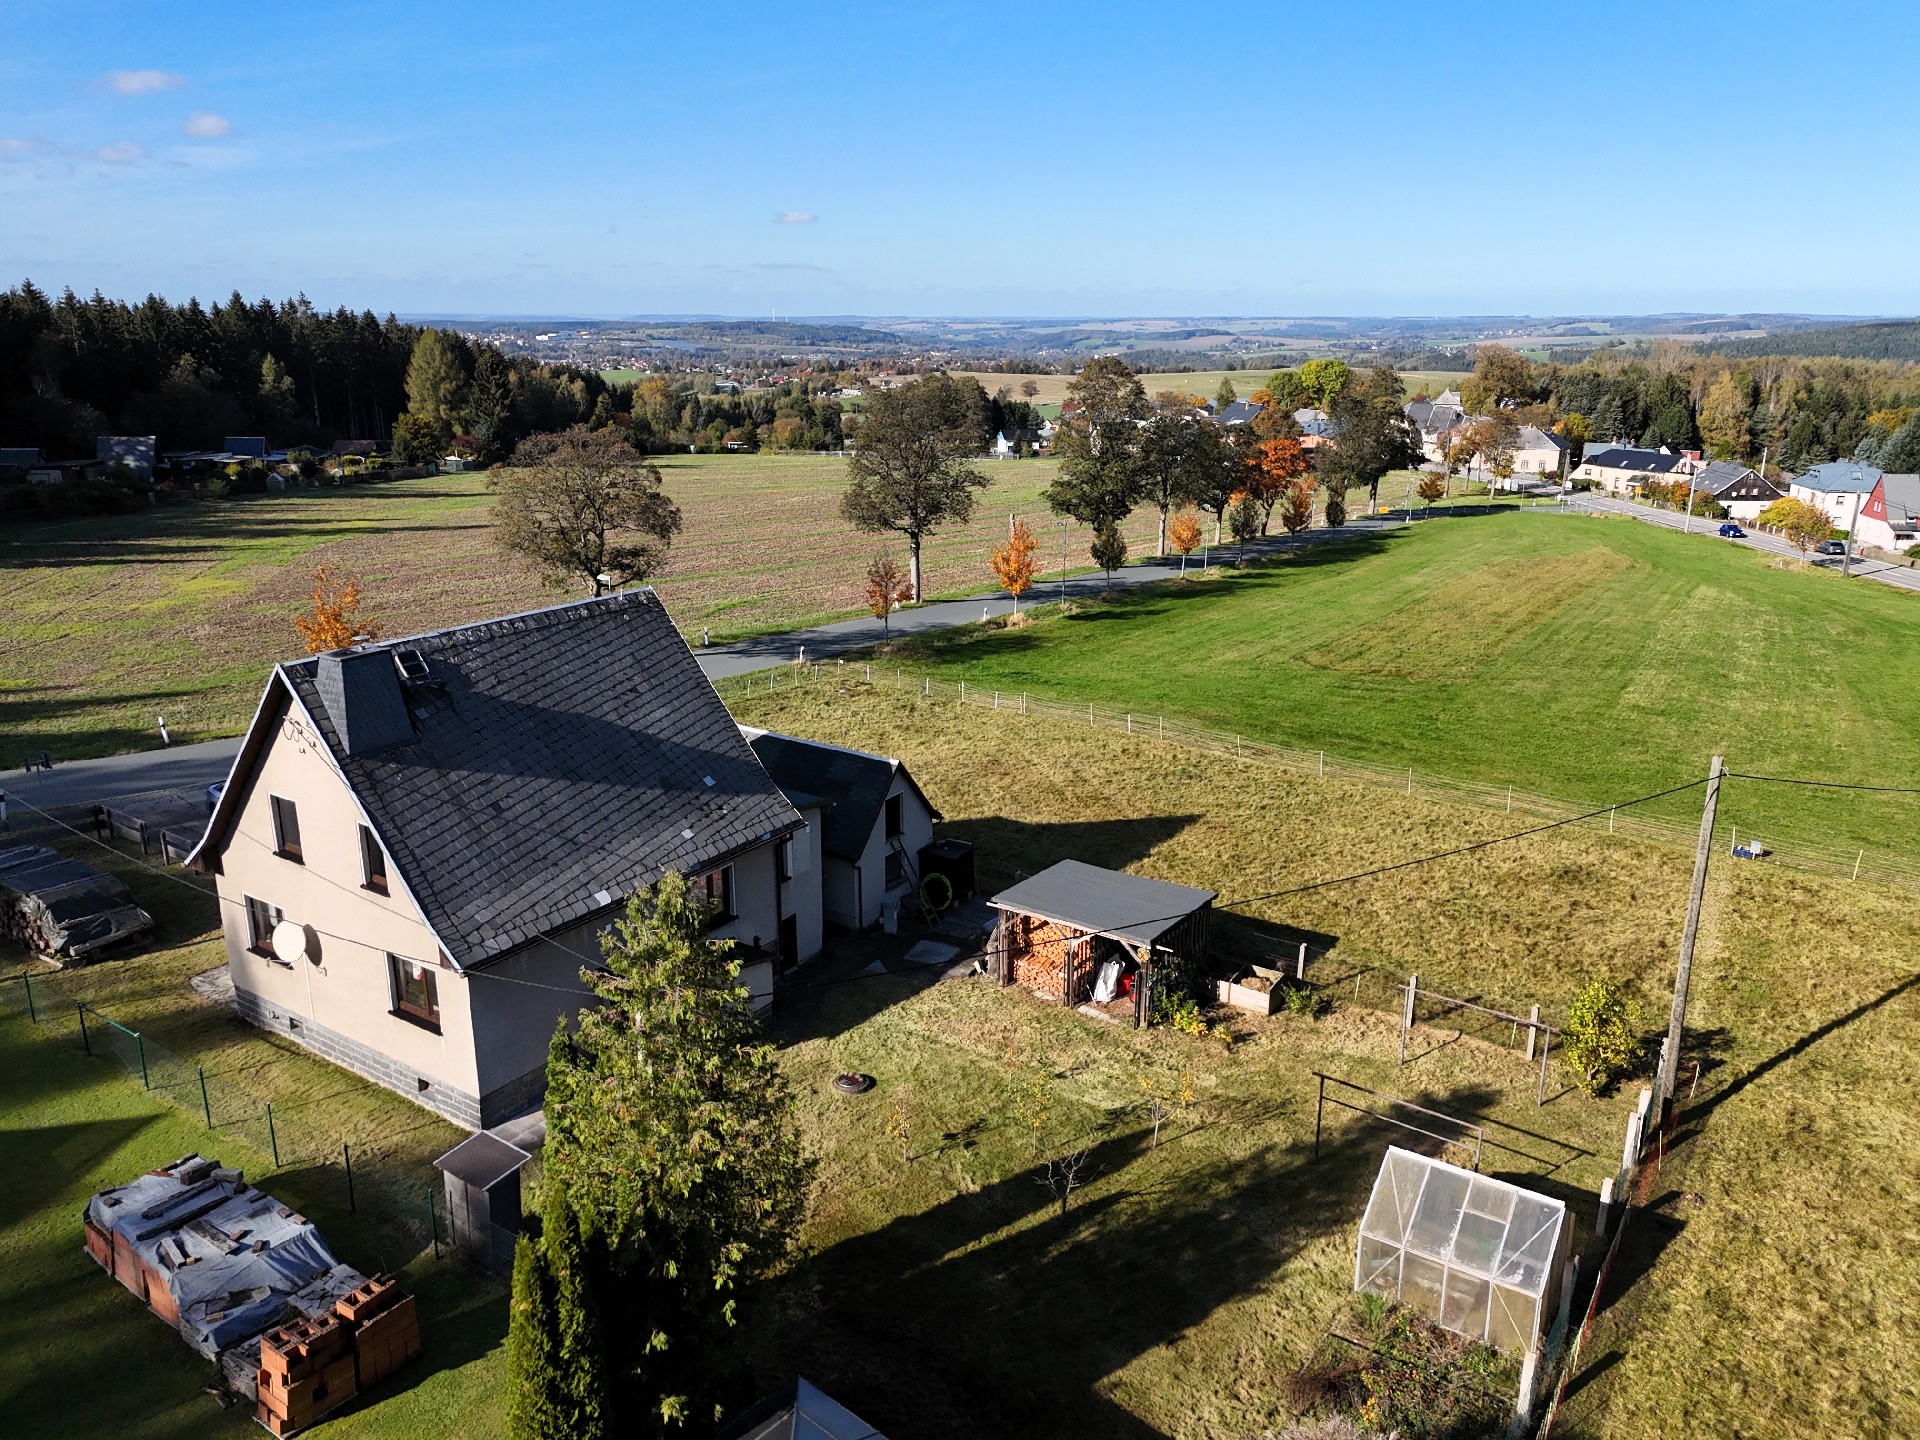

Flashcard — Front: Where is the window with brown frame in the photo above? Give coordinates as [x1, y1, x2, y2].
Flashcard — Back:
[388, 953, 440, 1030]
[244, 895, 283, 957]
[360, 824, 389, 895]
[697, 865, 734, 923]
[270, 795, 303, 862]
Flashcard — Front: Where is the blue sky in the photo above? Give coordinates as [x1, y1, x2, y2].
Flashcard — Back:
[2, 1, 1916, 318]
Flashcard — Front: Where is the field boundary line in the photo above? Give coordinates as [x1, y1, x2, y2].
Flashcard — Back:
[715, 661, 1920, 894]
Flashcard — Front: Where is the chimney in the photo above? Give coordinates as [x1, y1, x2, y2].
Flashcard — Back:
[315, 648, 413, 757]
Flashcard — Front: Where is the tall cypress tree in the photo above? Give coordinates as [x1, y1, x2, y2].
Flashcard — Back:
[505, 1234, 563, 1440]
[506, 1187, 610, 1440]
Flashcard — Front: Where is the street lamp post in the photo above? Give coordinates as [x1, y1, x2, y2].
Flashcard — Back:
[1059, 519, 1069, 603]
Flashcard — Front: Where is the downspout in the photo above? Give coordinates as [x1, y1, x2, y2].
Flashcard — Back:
[773, 840, 785, 970]
[855, 862, 865, 932]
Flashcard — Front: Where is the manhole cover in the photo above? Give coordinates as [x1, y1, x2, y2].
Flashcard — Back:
[832, 1072, 875, 1095]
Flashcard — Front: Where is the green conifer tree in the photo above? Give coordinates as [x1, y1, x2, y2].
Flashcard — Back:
[505, 1233, 564, 1440]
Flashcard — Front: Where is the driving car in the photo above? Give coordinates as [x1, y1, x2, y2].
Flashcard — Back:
[1815, 539, 1847, 555]
[1717, 522, 1746, 538]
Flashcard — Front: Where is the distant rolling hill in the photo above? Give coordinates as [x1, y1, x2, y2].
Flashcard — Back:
[1709, 319, 1920, 362]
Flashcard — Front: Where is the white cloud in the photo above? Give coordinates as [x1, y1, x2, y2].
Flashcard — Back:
[104, 69, 187, 95]
[773, 211, 817, 225]
[97, 141, 146, 164]
[0, 137, 41, 158]
[183, 112, 231, 139]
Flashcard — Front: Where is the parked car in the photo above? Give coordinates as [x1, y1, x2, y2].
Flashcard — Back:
[1717, 523, 1747, 538]
[1816, 539, 1847, 556]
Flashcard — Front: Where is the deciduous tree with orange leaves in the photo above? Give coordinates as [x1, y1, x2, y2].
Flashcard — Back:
[294, 563, 384, 653]
[864, 553, 913, 634]
[1245, 436, 1311, 534]
[1278, 477, 1316, 536]
[990, 520, 1042, 611]
[1167, 512, 1203, 577]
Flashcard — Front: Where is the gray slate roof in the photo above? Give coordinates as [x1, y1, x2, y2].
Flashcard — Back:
[1215, 400, 1266, 425]
[744, 729, 937, 861]
[990, 858, 1215, 946]
[1688, 460, 1777, 498]
[1877, 473, 1920, 525]
[201, 590, 802, 970]
[1583, 446, 1687, 474]
[1793, 460, 1882, 493]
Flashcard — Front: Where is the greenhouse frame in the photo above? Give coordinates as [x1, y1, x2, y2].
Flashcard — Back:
[1354, 1146, 1571, 1354]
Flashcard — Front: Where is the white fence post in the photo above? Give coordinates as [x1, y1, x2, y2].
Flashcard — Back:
[1525, 1003, 1541, 1062]
[1297, 942, 1308, 980]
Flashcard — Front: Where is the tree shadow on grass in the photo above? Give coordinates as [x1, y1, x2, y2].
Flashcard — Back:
[0, 1116, 156, 1230]
[753, 1080, 1512, 1440]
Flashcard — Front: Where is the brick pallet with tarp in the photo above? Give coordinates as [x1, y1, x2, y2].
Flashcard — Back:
[82, 1154, 422, 1434]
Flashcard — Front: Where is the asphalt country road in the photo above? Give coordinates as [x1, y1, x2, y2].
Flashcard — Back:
[1566, 491, 1920, 594]
[6, 504, 1439, 809]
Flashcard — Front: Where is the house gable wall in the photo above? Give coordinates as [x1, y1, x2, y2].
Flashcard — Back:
[849, 773, 939, 927]
[210, 693, 483, 1111]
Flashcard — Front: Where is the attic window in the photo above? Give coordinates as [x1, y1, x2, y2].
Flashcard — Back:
[394, 648, 430, 681]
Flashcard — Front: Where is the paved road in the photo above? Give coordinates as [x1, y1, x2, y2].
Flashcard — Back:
[5, 508, 1437, 810]
[1565, 492, 1920, 594]
[3, 736, 244, 813]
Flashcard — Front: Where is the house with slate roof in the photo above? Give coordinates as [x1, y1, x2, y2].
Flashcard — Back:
[1684, 460, 1783, 520]
[189, 590, 821, 1130]
[1857, 472, 1920, 554]
[743, 728, 941, 931]
[1789, 460, 1881, 530]
[1574, 444, 1692, 496]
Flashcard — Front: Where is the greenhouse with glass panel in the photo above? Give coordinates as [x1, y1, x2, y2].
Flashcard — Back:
[1354, 1146, 1571, 1354]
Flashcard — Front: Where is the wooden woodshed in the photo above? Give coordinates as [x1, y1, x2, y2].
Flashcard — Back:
[987, 859, 1215, 1027]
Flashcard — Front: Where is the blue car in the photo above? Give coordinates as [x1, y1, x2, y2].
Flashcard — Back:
[1717, 522, 1746, 538]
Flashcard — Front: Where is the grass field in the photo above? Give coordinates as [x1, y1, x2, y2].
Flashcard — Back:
[0, 815, 508, 1440]
[719, 683, 1920, 1439]
[0, 454, 1154, 760]
[875, 509, 1920, 859]
[6, 681, 1917, 1438]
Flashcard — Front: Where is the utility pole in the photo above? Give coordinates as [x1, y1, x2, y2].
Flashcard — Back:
[1841, 473, 1864, 578]
[1662, 755, 1725, 1113]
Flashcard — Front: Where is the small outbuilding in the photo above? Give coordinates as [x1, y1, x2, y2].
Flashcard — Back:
[718, 1376, 888, 1440]
[1355, 1146, 1571, 1356]
[744, 727, 942, 934]
[987, 859, 1214, 1026]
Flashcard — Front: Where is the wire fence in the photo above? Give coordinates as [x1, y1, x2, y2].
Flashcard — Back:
[716, 660, 1920, 893]
[0, 968, 452, 1259]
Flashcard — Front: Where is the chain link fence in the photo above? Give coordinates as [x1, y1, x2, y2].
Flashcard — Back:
[0, 968, 451, 1258]
[717, 661, 1920, 893]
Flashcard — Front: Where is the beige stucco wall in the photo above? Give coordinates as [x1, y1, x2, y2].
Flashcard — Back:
[849, 775, 938, 928]
[211, 696, 480, 1104]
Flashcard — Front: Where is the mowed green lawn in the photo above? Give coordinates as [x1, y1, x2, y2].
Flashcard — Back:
[882, 510, 1920, 857]
[0, 454, 1133, 760]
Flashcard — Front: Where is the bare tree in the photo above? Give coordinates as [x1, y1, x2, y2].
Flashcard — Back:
[1034, 1135, 1098, 1218]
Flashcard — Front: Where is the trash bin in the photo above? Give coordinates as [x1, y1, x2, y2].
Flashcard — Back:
[881, 904, 898, 935]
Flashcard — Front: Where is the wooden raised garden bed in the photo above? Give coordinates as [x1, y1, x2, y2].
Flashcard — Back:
[1216, 964, 1285, 1015]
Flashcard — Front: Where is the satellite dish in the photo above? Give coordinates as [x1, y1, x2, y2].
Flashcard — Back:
[271, 920, 311, 965]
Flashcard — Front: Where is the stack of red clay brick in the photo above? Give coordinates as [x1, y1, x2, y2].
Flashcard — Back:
[254, 1274, 420, 1435]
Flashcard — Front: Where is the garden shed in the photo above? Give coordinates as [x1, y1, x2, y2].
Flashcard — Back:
[1354, 1146, 1571, 1355]
[987, 860, 1214, 1027]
